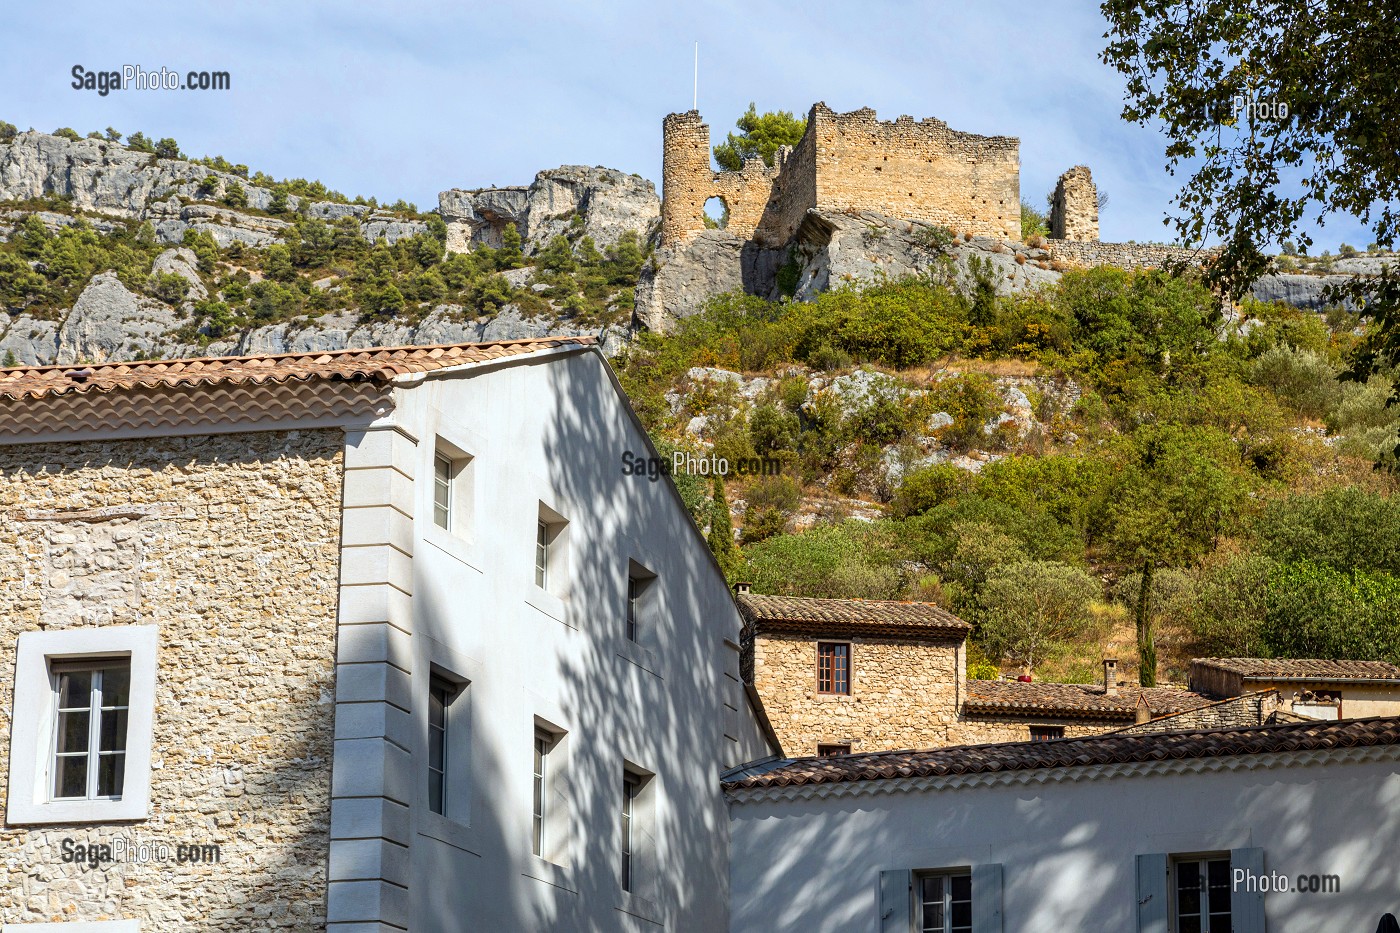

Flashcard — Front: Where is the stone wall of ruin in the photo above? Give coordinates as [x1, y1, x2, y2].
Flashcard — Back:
[0, 430, 343, 931]
[660, 103, 1021, 248]
[1050, 165, 1099, 241]
[1046, 240, 1209, 270]
[809, 104, 1020, 241]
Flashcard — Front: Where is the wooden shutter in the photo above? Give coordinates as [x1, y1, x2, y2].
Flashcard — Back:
[1230, 847, 1266, 933]
[971, 863, 1003, 933]
[879, 869, 911, 933]
[1136, 853, 1169, 933]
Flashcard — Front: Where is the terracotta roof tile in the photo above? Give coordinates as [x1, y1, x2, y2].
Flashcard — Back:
[0, 338, 596, 401]
[724, 716, 1400, 790]
[962, 679, 1214, 720]
[737, 593, 970, 638]
[1192, 658, 1400, 681]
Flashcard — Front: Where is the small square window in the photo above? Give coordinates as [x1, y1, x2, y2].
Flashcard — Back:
[817, 743, 851, 757]
[1030, 726, 1064, 742]
[816, 642, 851, 695]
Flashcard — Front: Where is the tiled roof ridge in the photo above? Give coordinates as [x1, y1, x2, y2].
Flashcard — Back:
[962, 677, 1213, 718]
[0, 337, 597, 401]
[723, 715, 1400, 791]
[736, 592, 971, 632]
[1192, 657, 1400, 680]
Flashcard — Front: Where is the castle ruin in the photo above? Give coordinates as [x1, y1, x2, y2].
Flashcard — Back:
[1051, 164, 1099, 241]
[661, 102, 1022, 248]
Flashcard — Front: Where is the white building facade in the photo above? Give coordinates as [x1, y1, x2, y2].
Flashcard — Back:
[0, 339, 773, 932]
[725, 718, 1400, 933]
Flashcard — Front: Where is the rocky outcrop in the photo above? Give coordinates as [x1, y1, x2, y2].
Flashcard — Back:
[54, 272, 179, 364]
[150, 247, 207, 300]
[1249, 273, 1357, 311]
[0, 131, 424, 247]
[440, 165, 659, 255]
[634, 230, 780, 331]
[634, 209, 1061, 332]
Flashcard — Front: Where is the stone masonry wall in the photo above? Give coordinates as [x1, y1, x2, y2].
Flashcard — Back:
[1115, 692, 1277, 736]
[1050, 165, 1098, 241]
[0, 429, 344, 930]
[810, 104, 1020, 242]
[950, 717, 1112, 746]
[1046, 239, 1210, 270]
[752, 632, 964, 754]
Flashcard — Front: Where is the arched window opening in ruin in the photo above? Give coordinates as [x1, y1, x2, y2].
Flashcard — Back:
[703, 196, 728, 230]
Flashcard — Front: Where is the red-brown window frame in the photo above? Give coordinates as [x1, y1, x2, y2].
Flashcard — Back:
[1030, 725, 1064, 742]
[816, 642, 851, 695]
[816, 743, 851, 757]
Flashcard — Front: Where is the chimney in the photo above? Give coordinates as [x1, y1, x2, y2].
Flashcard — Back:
[1103, 658, 1119, 696]
[733, 582, 752, 595]
[1135, 694, 1151, 724]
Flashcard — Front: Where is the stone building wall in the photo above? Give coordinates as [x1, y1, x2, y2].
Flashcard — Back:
[0, 429, 344, 931]
[1050, 165, 1099, 241]
[1114, 692, 1277, 736]
[751, 632, 964, 755]
[950, 717, 1113, 746]
[808, 104, 1020, 242]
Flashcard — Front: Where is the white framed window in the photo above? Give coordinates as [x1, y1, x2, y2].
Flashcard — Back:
[621, 773, 638, 890]
[532, 728, 552, 857]
[51, 659, 130, 801]
[433, 454, 453, 530]
[625, 562, 656, 643]
[619, 763, 656, 896]
[1172, 855, 1232, 932]
[535, 503, 569, 593]
[430, 441, 474, 537]
[917, 870, 973, 933]
[7, 626, 158, 825]
[427, 674, 459, 816]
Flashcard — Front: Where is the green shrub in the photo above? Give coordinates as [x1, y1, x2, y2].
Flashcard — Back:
[925, 372, 1004, 450]
[1247, 344, 1340, 419]
[52, 127, 81, 142]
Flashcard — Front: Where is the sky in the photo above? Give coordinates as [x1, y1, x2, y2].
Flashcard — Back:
[0, 1, 1371, 249]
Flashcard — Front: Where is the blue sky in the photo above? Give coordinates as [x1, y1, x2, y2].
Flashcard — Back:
[0, 1, 1370, 249]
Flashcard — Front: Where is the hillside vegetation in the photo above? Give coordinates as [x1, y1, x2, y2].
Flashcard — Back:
[617, 266, 1400, 683]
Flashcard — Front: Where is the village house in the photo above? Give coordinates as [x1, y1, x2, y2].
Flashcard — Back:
[1190, 658, 1400, 720]
[0, 339, 774, 932]
[737, 590, 1278, 753]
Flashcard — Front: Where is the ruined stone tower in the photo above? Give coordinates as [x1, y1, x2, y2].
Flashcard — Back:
[1050, 165, 1099, 241]
[660, 103, 1020, 249]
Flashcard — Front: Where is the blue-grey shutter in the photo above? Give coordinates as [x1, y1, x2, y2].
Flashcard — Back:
[879, 869, 911, 933]
[1230, 847, 1266, 933]
[1136, 853, 1169, 933]
[971, 862, 1003, 933]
